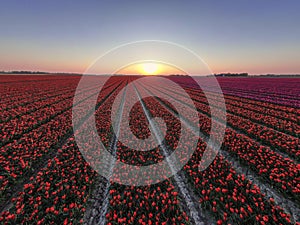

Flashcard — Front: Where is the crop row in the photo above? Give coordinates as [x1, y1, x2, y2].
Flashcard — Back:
[171, 77, 300, 114]
[86, 80, 191, 224]
[0, 77, 121, 205]
[183, 85, 299, 137]
[0, 76, 80, 110]
[137, 83, 297, 224]
[144, 81, 299, 201]
[0, 77, 128, 224]
[170, 85, 299, 159]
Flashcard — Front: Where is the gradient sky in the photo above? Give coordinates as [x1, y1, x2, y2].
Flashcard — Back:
[1, 0, 300, 75]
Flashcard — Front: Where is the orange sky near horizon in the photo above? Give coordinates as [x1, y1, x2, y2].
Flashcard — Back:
[115, 62, 187, 76]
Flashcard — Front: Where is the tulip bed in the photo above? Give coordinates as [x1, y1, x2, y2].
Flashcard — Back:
[0, 76, 122, 205]
[0, 83, 101, 124]
[194, 91, 299, 160]
[164, 79, 299, 159]
[184, 86, 299, 137]
[0, 75, 127, 224]
[137, 84, 298, 225]
[0, 76, 80, 114]
[177, 77, 300, 108]
[145, 81, 300, 201]
[172, 77, 300, 115]
[217, 77, 300, 108]
[90, 81, 190, 224]
[0, 75, 299, 224]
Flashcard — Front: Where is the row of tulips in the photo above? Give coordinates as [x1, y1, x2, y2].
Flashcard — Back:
[0, 76, 121, 121]
[145, 82, 300, 202]
[213, 90, 298, 122]
[0, 78, 120, 146]
[0, 76, 128, 224]
[0, 139, 95, 225]
[138, 86, 297, 225]
[0, 77, 121, 204]
[177, 86, 299, 159]
[182, 85, 299, 137]
[71, 77, 191, 224]
[149, 81, 299, 161]
[103, 81, 192, 224]
[0, 84, 92, 123]
[216, 77, 300, 108]
[171, 76, 300, 115]
[0, 76, 80, 112]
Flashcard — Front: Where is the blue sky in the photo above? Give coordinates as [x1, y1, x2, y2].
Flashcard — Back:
[1, 0, 299, 74]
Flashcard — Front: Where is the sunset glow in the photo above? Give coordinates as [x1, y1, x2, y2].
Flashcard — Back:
[0, 1, 299, 75]
[141, 63, 159, 75]
[116, 62, 186, 75]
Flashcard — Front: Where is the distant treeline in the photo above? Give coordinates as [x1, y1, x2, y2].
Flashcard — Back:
[214, 73, 248, 77]
[256, 74, 300, 77]
[0, 71, 84, 75]
[0, 71, 50, 74]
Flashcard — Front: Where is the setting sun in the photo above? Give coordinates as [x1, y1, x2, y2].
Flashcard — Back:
[141, 63, 159, 75]
[116, 62, 186, 75]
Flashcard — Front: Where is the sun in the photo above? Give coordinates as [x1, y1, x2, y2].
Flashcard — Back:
[141, 63, 159, 75]
[117, 62, 185, 75]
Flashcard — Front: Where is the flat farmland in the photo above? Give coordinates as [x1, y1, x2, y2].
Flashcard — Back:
[0, 75, 299, 225]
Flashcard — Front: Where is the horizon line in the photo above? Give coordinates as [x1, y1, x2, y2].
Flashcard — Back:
[1, 70, 300, 77]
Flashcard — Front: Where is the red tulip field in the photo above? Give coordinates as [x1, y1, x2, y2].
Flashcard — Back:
[0, 75, 299, 225]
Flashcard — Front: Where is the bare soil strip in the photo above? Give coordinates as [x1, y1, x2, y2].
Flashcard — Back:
[85, 83, 127, 225]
